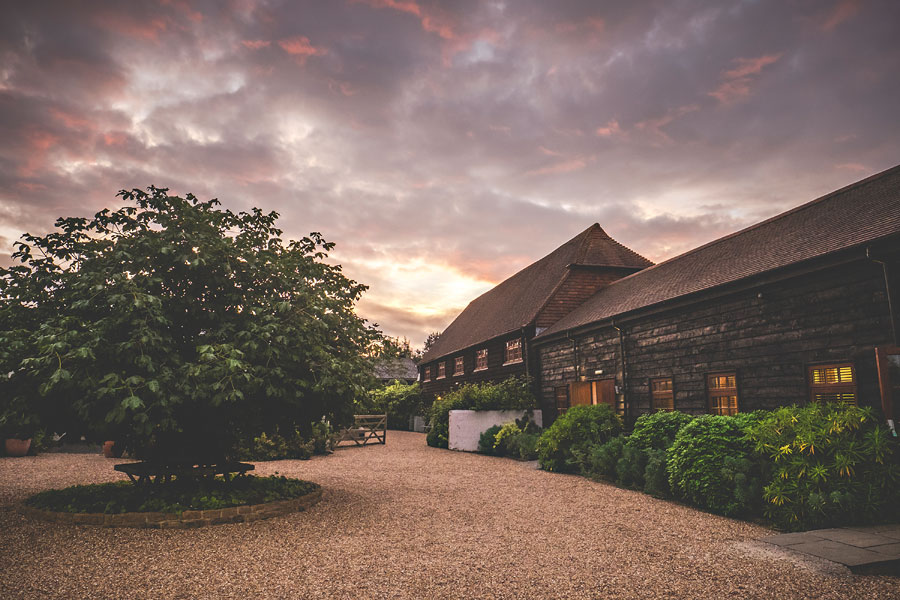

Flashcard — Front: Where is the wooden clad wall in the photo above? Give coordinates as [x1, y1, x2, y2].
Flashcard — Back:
[419, 328, 534, 401]
[537, 259, 894, 423]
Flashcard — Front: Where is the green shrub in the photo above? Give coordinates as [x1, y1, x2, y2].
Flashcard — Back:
[627, 411, 694, 451]
[746, 403, 900, 531]
[426, 378, 537, 448]
[478, 425, 503, 455]
[508, 432, 540, 460]
[236, 422, 335, 461]
[643, 448, 670, 498]
[667, 415, 761, 516]
[537, 404, 623, 472]
[581, 436, 625, 479]
[493, 422, 522, 455]
[616, 444, 649, 488]
[364, 381, 424, 430]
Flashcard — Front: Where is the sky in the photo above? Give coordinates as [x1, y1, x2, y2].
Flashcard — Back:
[1, 0, 899, 348]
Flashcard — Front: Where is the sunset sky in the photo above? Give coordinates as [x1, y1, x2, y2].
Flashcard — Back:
[2, 0, 899, 347]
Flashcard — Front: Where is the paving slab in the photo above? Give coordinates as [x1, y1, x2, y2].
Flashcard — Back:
[762, 525, 900, 575]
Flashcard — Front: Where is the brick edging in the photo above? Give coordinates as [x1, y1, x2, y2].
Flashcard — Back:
[19, 487, 323, 529]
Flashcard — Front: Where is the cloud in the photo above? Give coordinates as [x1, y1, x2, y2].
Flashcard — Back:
[709, 53, 782, 104]
[277, 36, 327, 59]
[0, 0, 898, 347]
[822, 0, 864, 32]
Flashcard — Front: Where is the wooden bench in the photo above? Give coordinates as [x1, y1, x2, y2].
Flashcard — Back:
[335, 414, 387, 447]
[114, 461, 254, 486]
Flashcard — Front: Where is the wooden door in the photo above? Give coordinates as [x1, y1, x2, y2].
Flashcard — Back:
[569, 381, 592, 406]
[592, 379, 616, 408]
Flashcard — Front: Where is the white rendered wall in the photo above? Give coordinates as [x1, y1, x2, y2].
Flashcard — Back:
[448, 409, 543, 452]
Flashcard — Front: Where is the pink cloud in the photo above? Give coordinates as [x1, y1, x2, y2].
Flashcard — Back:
[277, 36, 327, 64]
[595, 119, 625, 139]
[835, 162, 870, 173]
[354, 0, 457, 40]
[635, 105, 698, 145]
[526, 158, 587, 176]
[710, 53, 782, 105]
[822, 0, 863, 32]
[555, 17, 605, 35]
[723, 54, 783, 79]
[539, 146, 563, 156]
[241, 40, 271, 50]
[329, 80, 358, 96]
[92, 12, 169, 41]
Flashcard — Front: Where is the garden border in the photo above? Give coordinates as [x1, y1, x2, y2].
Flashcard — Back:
[18, 487, 323, 529]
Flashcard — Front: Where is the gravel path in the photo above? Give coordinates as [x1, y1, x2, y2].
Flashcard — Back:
[1, 432, 896, 599]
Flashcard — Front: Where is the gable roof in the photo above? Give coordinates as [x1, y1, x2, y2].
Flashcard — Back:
[374, 357, 419, 381]
[538, 164, 900, 339]
[422, 224, 652, 362]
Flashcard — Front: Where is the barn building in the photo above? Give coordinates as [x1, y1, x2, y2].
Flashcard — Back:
[420, 166, 900, 430]
[418, 224, 653, 400]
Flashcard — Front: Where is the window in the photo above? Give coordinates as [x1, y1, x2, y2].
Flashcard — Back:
[555, 386, 570, 414]
[454, 356, 464, 376]
[809, 363, 857, 405]
[475, 348, 488, 371]
[437, 362, 446, 379]
[505, 338, 523, 364]
[707, 372, 738, 415]
[423, 366, 431, 382]
[651, 377, 674, 411]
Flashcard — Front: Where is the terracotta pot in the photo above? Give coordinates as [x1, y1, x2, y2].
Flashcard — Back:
[5, 438, 32, 457]
[103, 440, 124, 458]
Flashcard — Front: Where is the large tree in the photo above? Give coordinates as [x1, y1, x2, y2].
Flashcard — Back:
[0, 187, 379, 463]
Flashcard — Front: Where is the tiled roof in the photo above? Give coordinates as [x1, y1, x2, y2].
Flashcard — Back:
[374, 357, 419, 381]
[538, 165, 900, 339]
[421, 224, 652, 362]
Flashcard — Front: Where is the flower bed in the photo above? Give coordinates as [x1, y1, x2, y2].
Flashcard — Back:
[20, 475, 322, 528]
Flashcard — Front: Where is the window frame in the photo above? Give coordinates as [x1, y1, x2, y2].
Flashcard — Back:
[453, 356, 465, 376]
[555, 385, 570, 414]
[436, 361, 446, 379]
[504, 338, 523, 365]
[808, 362, 857, 406]
[423, 366, 431, 382]
[707, 371, 739, 415]
[650, 377, 675, 411]
[474, 348, 488, 371]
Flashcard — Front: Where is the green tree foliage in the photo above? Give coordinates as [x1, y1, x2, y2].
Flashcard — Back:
[746, 403, 900, 530]
[536, 404, 623, 472]
[363, 381, 423, 430]
[0, 187, 378, 463]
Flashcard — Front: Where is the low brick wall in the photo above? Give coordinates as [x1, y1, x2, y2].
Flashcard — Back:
[19, 487, 322, 529]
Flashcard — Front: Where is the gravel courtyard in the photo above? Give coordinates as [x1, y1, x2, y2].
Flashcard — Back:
[1, 431, 896, 599]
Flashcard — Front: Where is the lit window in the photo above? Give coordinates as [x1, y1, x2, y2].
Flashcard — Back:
[809, 363, 856, 405]
[651, 377, 674, 411]
[454, 356, 464, 376]
[423, 366, 431, 382]
[475, 349, 488, 371]
[505, 339, 523, 364]
[437, 362, 446, 379]
[708, 373, 738, 415]
[555, 386, 570, 414]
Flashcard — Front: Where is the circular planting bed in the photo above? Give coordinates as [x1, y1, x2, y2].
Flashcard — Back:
[20, 475, 322, 529]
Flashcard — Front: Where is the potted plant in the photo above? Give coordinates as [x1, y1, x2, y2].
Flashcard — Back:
[1, 409, 38, 457]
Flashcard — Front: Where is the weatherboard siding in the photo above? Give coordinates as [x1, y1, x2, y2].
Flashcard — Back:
[419, 329, 533, 401]
[536, 258, 893, 422]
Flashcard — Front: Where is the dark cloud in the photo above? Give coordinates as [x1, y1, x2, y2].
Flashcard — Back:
[1, 0, 898, 346]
